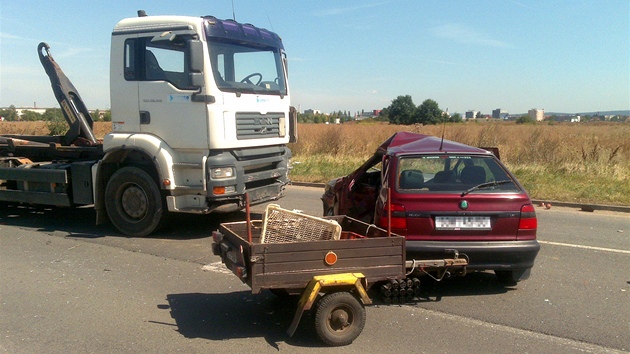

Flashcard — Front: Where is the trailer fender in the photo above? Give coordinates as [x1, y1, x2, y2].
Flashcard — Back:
[287, 273, 370, 337]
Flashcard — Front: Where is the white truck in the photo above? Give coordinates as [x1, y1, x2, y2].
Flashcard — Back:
[0, 11, 297, 236]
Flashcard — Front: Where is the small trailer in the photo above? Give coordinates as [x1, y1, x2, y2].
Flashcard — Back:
[212, 204, 468, 346]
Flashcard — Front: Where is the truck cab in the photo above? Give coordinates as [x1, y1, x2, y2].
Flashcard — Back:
[93, 14, 295, 235]
[0, 12, 295, 237]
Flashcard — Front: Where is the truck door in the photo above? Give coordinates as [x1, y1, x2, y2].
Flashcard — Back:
[137, 37, 209, 150]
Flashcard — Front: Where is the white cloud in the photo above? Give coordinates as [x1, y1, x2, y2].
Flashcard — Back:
[314, 1, 394, 16]
[430, 23, 514, 48]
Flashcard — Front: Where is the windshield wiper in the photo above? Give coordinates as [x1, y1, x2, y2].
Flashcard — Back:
[461, 180, 513, 197]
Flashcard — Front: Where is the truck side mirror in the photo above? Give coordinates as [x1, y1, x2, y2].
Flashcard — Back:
[289, 106, 298, 143]
[188, 39, 204, 88]
[188, 39, 203, 73]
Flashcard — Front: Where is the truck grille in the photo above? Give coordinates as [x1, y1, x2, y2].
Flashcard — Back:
[235, 112, 282, 140]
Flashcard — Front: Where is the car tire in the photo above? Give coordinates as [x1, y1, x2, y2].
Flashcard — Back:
[495, 270, 518, 285]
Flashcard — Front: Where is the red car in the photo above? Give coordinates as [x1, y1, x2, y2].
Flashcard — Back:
[322, 132, 539, 283]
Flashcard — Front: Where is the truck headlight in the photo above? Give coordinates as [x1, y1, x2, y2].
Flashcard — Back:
[211, 167, 235, 179]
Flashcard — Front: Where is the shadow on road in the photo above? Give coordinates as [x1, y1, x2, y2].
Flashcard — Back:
[0, 202, 251, 240]
[365, 272, 515, 305]
[414, 272, 516, 299]
[163, 291, 324, 349]
[0, 203, 103, 236]
[164, 274, 516, 348]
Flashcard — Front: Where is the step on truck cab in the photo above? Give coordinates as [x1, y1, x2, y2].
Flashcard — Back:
[0, 11, 296, 237]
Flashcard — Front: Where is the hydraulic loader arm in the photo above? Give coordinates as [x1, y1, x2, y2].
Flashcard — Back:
[38, 42, 97, 146]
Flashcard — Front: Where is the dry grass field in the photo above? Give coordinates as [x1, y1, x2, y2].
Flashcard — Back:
[1, 120, 628, 205]
[0, 121, 112, 138]
[288, 121, 629, 206]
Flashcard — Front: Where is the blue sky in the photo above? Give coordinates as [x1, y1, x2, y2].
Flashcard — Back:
[1, 0, 628, 115]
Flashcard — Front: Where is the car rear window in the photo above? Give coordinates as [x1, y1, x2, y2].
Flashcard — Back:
[397, 155, 521, 193]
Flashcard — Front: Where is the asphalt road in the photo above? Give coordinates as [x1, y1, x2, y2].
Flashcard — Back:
[1, 185, 628, 353]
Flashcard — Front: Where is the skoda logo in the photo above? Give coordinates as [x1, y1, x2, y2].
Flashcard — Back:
[459, 200, 469, 210]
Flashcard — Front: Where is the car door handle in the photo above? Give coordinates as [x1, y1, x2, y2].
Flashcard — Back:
[140, 111, 150, 125]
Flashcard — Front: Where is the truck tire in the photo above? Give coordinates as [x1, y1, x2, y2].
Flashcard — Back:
[105, 166, 164, 237]
[314, 291, 366, 346]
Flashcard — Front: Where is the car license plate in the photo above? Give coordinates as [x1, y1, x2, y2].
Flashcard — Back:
[435, 216, 491, 230]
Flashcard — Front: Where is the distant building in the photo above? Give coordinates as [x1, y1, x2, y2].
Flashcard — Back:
[16, 107, 48, 116]
[492, 109, 509, 119]
[465, 110, 480, 119]
[528, 108, 545, 121]
[303, 109, 321, 115]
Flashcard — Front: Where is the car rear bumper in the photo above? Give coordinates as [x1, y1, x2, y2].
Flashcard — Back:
[406, 239, 540, 274]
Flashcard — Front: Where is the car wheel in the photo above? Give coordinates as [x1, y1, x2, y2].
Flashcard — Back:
[495, 270, 518, 285]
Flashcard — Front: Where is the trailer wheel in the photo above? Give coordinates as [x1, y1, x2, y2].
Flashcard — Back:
[314, 291, 366, 346]
[105, 166, 164, 237]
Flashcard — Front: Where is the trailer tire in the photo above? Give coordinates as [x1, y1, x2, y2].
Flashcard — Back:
[105, 166, 164, 237]
[314, 291, 365, 346]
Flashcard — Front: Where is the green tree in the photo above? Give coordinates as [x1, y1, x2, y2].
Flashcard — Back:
[448, 113, 463, 123]
[378, 107, 390, 121]
[415, 99, 443, 125]
[0, 105, 19, 121]
[91, 109, 101, 122]
[19, 110, 42, 121]
[101, 110, 111, 122]
[386, 95, 416, 125]
[42, 108, 63, 121]
[515, 115, 536, 124]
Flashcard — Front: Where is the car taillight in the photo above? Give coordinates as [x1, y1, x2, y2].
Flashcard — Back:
[518, 204, 537, 230]
[379, 203, 407, 230]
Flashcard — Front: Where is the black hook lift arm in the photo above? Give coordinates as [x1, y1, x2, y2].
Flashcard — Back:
[38, 42, 98, 146]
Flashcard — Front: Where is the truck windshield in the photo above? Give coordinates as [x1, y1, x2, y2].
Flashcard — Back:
[208, 40, 287, 96]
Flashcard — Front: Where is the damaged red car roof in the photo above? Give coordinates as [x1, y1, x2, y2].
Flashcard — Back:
[378, 132, 491, 155]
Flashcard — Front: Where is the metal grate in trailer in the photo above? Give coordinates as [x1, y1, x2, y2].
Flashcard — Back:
[261, 204, 341, 243]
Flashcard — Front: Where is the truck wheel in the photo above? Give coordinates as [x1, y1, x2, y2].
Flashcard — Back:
[314, 292, 366, 346]
[105, 166, 164, 237]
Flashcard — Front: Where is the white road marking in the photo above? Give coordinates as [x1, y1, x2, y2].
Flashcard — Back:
[406, 307, 626, 354]
[202, 261, 235, 275]
[539, 241, 630, 255]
